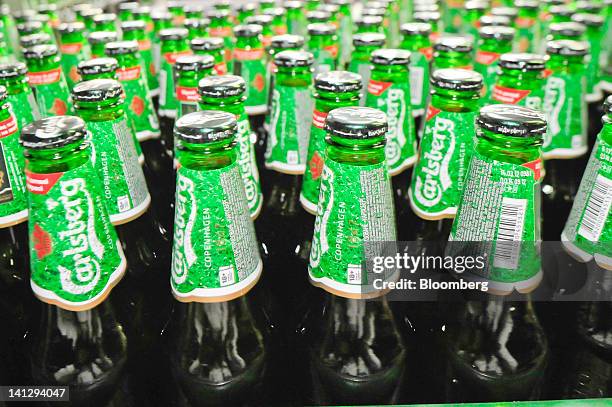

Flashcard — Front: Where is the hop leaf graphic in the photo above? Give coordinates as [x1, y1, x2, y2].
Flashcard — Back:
[32, 224, 52, 259]
[50, 99, 67, 115]
[252, 73, 265, 93]
[131, 96, 145, 116]
[310, 151, 324, 180]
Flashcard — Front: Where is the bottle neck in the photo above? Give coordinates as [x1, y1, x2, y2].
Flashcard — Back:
[276, 65, 312, 87]
[353, 44, 378, 62]
[235, 36, 263, 50]
[370, 63, 409, 83]
[314, 89, 360, 113]
[1, 75, 30, 95]
[478, 38, 512, 54]
[153, 20, 172, 33]
[400, 35, 430, 52]
[434, 50, 471, 69]
[122, 30, 146, 42]
[161, 39, 189, 54]
[74, 97, 125, 122]
[308, 34, 334, 49]
[60, 31, 85, 45]
[547, 53, 585, 74]
[115, 53, 139, 68]
[26, 55, 60, 72]
[25, 139, 91, 174]
[326, 133, 386, 166]
[178, 68, 212, 89]
[476, 128, 542, 165]
[81, 71, 117, 81]
[431, 86, 481, 113]
[497, 67, 543, 90]
[176, 138, 237, 171]
[199, 94, 245, 115]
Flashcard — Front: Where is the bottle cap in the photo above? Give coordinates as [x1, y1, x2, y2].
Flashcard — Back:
[133, 6, 152, 17]
[120, 20, 147, 32]
[238, 3, 257, 12]
[549, 5, 574, 17]
[205, 9, 230, 19]
[184, 18, 210, 30]
[355, 15, 384, 27]
[548, 22, 586, 37]
[479, 15, 511, 27]
[430, 68, 483, 91]
[400, 22, 432, 36]
[0, 62, 27, 78]
[233, 24, 263, 37]
[72, 78, 123, 102]
[274, 50, 314, 67]
[315, 70, 362, 92]
[77, 58, 118, 76]
[190, 37, 224, 51]
[88, 31, 119, 44]
[21, 116, 88, 150]
[515, 0, 538, 9]
[284, 1, 304, 9]
[79, 7, 104, 19]
[478, 26, 516, 41]
[491, 7, 518, 18]
[20, 33, 51, 48]
[371, 48, 411, 65]
[465, 1, 488, 11]
[319, 3, 340, 13]
[17, 21, 42, 35]
[198, 75, 246, 98]
[477, 104, 547, 138]
[93, 13, 117, 24]
[245, 14, 273, 26]
[307, 10, 332, 22]
[413, 11, 441, 23]
[546, 40, 589, 56]
[571, 13, 604, 27]
[499, 53, 547, 71]
[23, 44, 58, 59]
[434, 36, 473, 53]
[104, 40, 139, 56]
[307, 23, 336, 36]
[362, 7, 386, 17]
[118, 2, 139, 12]
[159, 28, 189, 41]
[325, 106, 388, 139]
[353, 32, 386, 47]
[262, 7, 286, 17]
[58, 21, 86, 34]
[38, 3, 57, 13]
[184, 4, 203, 14]
[175, 54, 215, 72]
[270, 34, 305, 49]
[175, 110, 237, 144]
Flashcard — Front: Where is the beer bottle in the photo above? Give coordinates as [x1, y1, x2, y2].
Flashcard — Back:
[474, 26, 515, 102]
[432, 36, 473, 71]
[168, 1, 186, 27]
[0, 5, 17, 59]
[514, 0, 540, 53]
[348, 33, 386, 95]
[409, 69, 483, 242]
[490, 53, 547, 110]
[285, 0, 307, 37]
[24, 44, 74, 117]
[0, 62, 40, 130]
[355, 15, 385, 35]
[414, 11, 441, 43]
[76, 6, 104, 33]
[37, 4, 59, 30]
[361, 5, 392, 45]
[184, 5, 204, 20]
[238, 3, 257, 24]
[444, 295, 549, 401]
[307, 23, 339, 76]
[442, 0, 465, 34]
[77, 57, 119, 81]
[263, 7, 289, 36]
[88, 31, 119, 58]
[463, 1, 488, 42]
[301, 70, 361, 215]
[92, 13, 118, 33]
[57, 22, 91, 90]
[206, 9, 234, 72]
[328, 0, 353, 68]
[399, 22, 432, 120]
[245, 14, 275, 47]
[175, 55, 214, 118]
[150, 11, 172, 99]
[547, 22, 586, 43]
[478, 14, 512, 29]
[548, 5, 574, 25]
[190, 37, 228, 75]
[233, 24, 269, 120]
[308, 10, 333, 25]
[539, 0, 565, 42]
[184, 18, 209, 41]
[121, 20, 160, 101]
[306, 0, 320, 12]
[305, 106, 406, 405]
[561, 95, 612, 270]
[259, 0, 276, 12]
[198, 75, 263, 221]
[571, 13, 604, 105]
[450, 104, 546, 293]
[20, 32, 52, 49]
[118, 2, 139, 22]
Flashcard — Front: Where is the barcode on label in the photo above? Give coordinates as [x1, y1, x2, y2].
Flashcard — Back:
[493, 197, 527, 270]
[347, 264, 361, 285]
[287, 151, 298, 164]
[578, 174, 612, 242]
[117, 196, 130, 212]
[219, 265, 235, 287]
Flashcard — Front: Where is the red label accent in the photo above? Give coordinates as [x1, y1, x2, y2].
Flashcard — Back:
[28, 68, 62, 85]
[50, 99, 68, 115]
[324, 44, 339, 58]
[273, 26, 288, 35]
[475, 50, 500, 66]
[474, 20, 481, 28]
[516, 17, 535, 28]
[0, 115, 17, 138]
[312, 109, 328, 129]
[131, 95, 145, 116]
[491, 85, 531, 104]
[164, 50, 193, 64]
[542, 68, 553, 79]
[367, 79, 393, 96]
[32, 224, 52, 260]
[233, 48, 265, 61]
[540, 12, 551, 21]
[60, 42, 83, 55]
[149, 62, 156, 77]
[426, 106, 441, 121]
[117, 65, 141, 81]
[252, 73, 265, 92]
[176, 86, 200, 102]
[69, 66, 81, 83]
[209, 27, 232, 37]
[310, 151, 324, 180]
[146, 22, 154, 33]
[26, 170, 64, 195]
[262, 35, 272, 48]
[419, 46, 434, 61]
[138, 39, 152, 51]
[522, 158, 542, 181]
[214, 62, 228, 75]
[429, 32, 440, 43]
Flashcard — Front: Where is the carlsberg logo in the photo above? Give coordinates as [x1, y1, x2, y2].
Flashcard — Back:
[414, 117, 455, 208]
[310, 165, 334, 269]
[383, 88, 406, 165]
[237, 120, 257, 205]
[172, 173, 197, 285]
[57, 178, 105, 295]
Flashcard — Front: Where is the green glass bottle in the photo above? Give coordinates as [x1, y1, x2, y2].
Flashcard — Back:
[413, 11, 441, 43]
[233, 24, 269, 116]
[539, 0, 565, 41]
[348, 32, 386, 96]
[198, 75, 264, 220]
[158, 28, 191, 119]
[259, 0, 276, 12]
[285, 0, 307, 37]
[307, 10, 332, 25]
[0, 6, 17, 59]
[263, 7, 289, 37]
[464, 1, 488, 42]
[118, 2, 139, 22]
[361, 6, 391, 44]
[366, 49, 417, 176]
[306, 0, 320, 11]
[355, 15, 385, 35]
[474, 26, 515, 102]
[442, 0, 466, 34]
[105, 41, 161, 143]
[0, 62, 40, 130]
[168, 1, 186, 26]
[410, 68, 483, 222]
[450, 104, 546, 293]
[190, 37, 228, 75]
[184, 5, 204, 20]
[77, 57, 118, 81]
[21, 115, 126, 309]
[37, 4, 59, 30]
[57, 22, 91, 90]
[479, 14, 512, 28]
[174, 54, 214, 117]
[151, 11, 172, 87]
[184, 18, 209, 40]
[561, 95, 612, 270]
[121, 20, 159, 99]
[514, 0, 540, 53]
[0, 85, 27, 227]
[238, 3, 257, 24]
[266, 50, 314, 174]
[300, 70, 362, 214]
[490, 53, 547, 111]
[92, 13, 118, 33]
[245, 14, 275, 47]
[546, 22, 586, 42]
[24, 44, 74, 117]
[87, 31, 119, 58]
[548, 5, 574, 25]
[491, 6, 518, 27]
[72, 79, 151, 224]
[571, 13, 604, 103]
[432, 36, 474, 71]
[400, 22, 433, 117]
[307, 23, 338, 76]
[206, 9, 234, 72]
[78, 7, 104, 33]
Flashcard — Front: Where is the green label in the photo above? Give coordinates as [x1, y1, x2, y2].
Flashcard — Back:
[171, 161, 263, 302]
[562, 136, 612, 269]
[26, 165, 126, 310]
[366, 79, 417, 175]
[312, 45, 337, 76]
[233, 48, 268, 114]
[409, 50, 430, 115]
[59, 42, 90, 89]
[7, 90, 40, 131]
[236, 113, 263, 219]
[265, 84, 313, 173]
[410, 107, 477, 219]
[308, 158, 397, 297]
[450, 150, 543, 288]
[0, 113, 27, 226]
[86, 116, 151, 223]
[28, 68, 74, 118]
[117, 64, 161, 141]
[542, 73, 588, 158]
[300, 108, 329, 214]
